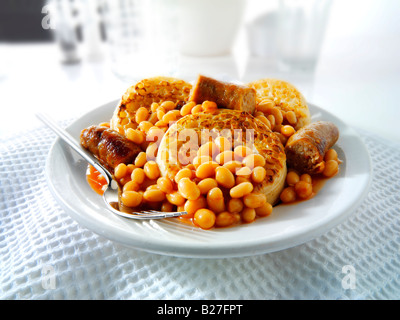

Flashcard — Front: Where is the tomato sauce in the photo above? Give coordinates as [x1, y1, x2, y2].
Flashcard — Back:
[86, 165, 107, 195]
[279, 173, 327, 206]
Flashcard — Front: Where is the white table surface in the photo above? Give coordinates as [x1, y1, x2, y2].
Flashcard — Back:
[1, 0, 400, 301]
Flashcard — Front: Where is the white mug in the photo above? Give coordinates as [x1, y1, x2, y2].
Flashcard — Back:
[179, 0, 246, 56]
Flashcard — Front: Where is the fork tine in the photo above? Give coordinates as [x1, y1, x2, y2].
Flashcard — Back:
[139, 210, 188, 217]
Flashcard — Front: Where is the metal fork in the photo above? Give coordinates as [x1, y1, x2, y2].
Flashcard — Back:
[36, 113, 187, 220]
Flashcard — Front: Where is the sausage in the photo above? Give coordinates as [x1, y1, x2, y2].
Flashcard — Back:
[80, 125, 141, 171]
[285, 121, 339, 174]
[189, 75, 256, 114]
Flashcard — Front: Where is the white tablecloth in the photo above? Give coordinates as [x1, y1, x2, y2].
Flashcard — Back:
[1, 122, 399, 300]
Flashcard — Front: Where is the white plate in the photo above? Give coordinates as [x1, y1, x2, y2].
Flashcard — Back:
[45, 101, 372, 258]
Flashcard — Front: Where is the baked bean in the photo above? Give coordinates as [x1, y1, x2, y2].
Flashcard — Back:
[286, 171, 300, 186]
[150, 102, 159, 113]
[202, 101, 218, 113]
[234, 145, 253, 159]
[149, 112, 160, 124]
[197, 178, 218, 194]
[267, 115, 275, 129]
[131, 168, 145, 184]
[251, 166, 267, 184]
[256, 99, 275, 113]
[166, 191, 185, 206]
[143, 189, 166, 202]
[135, 107, 149, 124]
[126, 128, 145, 144]
[280, 186, 296, 203]
[242, 207, 256, 223]
[118, 176, 130, 186]
[197, 141, 219, 158]
[134, 151, 147, 167]
[191, 104, 203, 114]
[324, 149, 338, 162]
[215, 211, 236, 228]
[242, 154, 266, 169]
[143, 161, 160, 180]
[215, 150, 234, 165]
[157, 177, 173, 194]
[207, 187, 225, 213]
[177, 204, 186, 212]
[281, 125, 295, 137]
[230, 182, 253, 198]
[215, 166, 235, 188]
[146, 127, 164, 143]
[207, 187, 223, 200]
[323, 160, 339, 177]
[223, 160, 242, 174]
[193, 208, 216, 229]
[235, 166, 252, 179]
[139, 120, 155, 133]
[215, 136, 232, 153]
[122, 180, 140, 192]
[114, 163, 127, 179]
[121, 191, 142, 208]
[178, 177, 200, 200]
[126, 164, 136, 174]
[154, 119, 167, 128]
[175, 167, 193, 183]
[192, 155, 212, 169]
[161, 201, 174, 213]
[184, 196, 207, 217]
[145, 184, 159, 191]
[235, 176, 251, 185]
[286, 111, 297, 125]
[180, 101, 196, 116]
[294, 181, 313, 199]
[160, 100, 176, 111]
[156, 107, 166, 121]
[195, 161, 219, 179]
[256, 115, 271, 129]
[162, 110, 178, 124]
[145, 142, 158, 160]
[270, 107, 284, 126]
[227, 198, 244, 213]
[243, 192, 267, 208]
[300, 173, 312, 184]
[255, 202, 273, 217]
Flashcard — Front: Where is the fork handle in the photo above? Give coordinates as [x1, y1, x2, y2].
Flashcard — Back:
[36, 113, 113, 184]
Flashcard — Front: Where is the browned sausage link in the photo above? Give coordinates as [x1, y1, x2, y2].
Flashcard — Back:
[80, 125, 141, 171]
[285, 121, 339, 174]
[189, 74, 257, 114]
[80, 125, 107, 157]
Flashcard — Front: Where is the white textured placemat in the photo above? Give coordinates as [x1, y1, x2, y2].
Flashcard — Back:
[1, 122, 399, 300]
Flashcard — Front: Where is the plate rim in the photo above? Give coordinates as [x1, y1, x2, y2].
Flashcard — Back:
[45, 100, 372, 258]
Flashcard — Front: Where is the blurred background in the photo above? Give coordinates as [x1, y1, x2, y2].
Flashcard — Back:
[0, 0, 399, 142]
